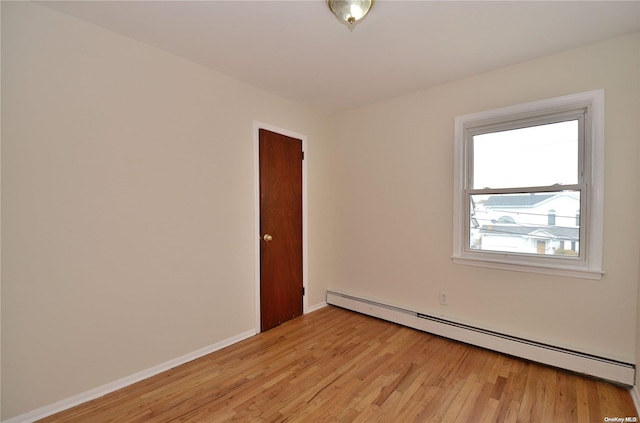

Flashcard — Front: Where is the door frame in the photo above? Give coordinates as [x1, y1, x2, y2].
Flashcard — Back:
[253, 121, 308, 333]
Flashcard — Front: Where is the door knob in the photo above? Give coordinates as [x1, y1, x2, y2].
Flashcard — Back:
[262, 234, 273, 242]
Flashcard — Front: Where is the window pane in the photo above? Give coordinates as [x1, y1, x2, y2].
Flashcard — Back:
[472, 120, 578, 189]
[470, 191, 580, 257]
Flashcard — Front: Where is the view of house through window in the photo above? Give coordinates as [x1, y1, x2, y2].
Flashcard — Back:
[468, 120, 582, 258]
[470, 191, 580, 256]
[453, 90, 604, 278]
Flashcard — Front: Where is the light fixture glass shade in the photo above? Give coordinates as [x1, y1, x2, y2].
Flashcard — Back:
[327, 0, 373, 26]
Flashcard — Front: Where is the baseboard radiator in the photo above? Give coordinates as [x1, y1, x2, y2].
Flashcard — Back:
[326, 290, 635, 386]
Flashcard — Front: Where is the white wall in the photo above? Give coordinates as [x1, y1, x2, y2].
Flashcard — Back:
[0, 2, 3, 418]
[637, 53, 640, 392]
[3, 1, 639, 420]
[327, 33, 640, 365]
[1, 2, 331, 419]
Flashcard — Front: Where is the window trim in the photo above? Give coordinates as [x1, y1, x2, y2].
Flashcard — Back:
[452, 90, 604, 280]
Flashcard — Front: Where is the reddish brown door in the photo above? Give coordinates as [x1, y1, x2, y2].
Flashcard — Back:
[259, 129, 303, 332]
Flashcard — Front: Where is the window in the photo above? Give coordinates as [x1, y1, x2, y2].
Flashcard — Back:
[547, 209, 556, 227]
[453, 90, 604, 279]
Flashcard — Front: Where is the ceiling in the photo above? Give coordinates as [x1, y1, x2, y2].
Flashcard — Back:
[41, 1, 640, 115]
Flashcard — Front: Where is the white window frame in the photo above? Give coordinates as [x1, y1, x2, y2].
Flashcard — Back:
[452, 90, 604, 280]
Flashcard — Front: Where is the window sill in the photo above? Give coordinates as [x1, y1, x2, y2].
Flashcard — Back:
[452, 256, 604, 280]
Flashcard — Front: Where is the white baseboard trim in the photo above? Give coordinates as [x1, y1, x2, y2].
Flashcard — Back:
[306, 301, 327, 313]
[631, 385, 640, 414]
[4, 329, 256, 423]
[327, 290, 636, 386]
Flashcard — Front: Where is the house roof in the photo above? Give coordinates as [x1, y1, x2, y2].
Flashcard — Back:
[484, 193, 557, 208]
[479, 224, 579, 241]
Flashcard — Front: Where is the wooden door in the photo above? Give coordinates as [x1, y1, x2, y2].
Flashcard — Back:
[259, 129, 303, 332]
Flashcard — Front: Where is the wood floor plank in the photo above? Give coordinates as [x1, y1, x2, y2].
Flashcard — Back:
[38, 306, 638, 422]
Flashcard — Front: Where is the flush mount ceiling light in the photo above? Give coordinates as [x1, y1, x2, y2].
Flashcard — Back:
[327, 0, 374, 29]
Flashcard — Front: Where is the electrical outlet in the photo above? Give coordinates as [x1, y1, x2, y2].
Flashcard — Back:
[439, 291, 449, 306]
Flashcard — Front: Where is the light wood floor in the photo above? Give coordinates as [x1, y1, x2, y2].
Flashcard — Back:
[40, 306, 637, 422]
